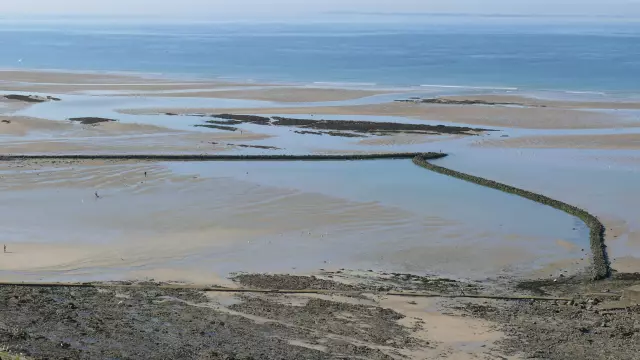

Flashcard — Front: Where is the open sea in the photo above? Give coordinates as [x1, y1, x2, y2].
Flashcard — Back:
[0, 16, 639, 95]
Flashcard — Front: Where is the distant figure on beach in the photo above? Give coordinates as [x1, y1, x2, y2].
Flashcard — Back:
[95, 191, 100, 199]
[3, 244, 6, 253]
[144, 171, 147, 177]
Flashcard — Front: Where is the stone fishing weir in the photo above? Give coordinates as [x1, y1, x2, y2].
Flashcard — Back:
[0, 152, 610, 280]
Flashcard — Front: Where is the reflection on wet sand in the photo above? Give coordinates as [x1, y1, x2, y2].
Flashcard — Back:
[0, 159, 585, 283]
[437, 149, 640, 274]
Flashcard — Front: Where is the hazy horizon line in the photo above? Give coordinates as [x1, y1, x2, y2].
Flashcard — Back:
[1, 11, 640, 20]
[0, 11, 640, 22]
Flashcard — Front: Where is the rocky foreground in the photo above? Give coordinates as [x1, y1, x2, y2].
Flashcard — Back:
[0, 271, 638, 359]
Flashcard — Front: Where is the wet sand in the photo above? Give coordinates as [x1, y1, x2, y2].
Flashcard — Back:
[436, 149, 640, 275]
[0, 69, 158, 84]
[136, 87, 390, 102]
[0, 158, 587, 283]
[477, 133, 640, 150]
[1, 70, 637, 278]
[129, 102, 635, 129]
[0, 69, 271, 93]
[1, 70, 638, 278]
[441, 94, 640, 110]
[357, 133, 465, 146]
[0, 115, 272, 154]
[0, 98, 36, 114]
[1, 70, 385, 103]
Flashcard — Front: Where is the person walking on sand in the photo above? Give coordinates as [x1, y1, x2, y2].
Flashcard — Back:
[3, 244, 6, 253]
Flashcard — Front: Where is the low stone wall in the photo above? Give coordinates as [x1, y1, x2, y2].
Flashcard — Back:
[0, 153, 446, 162]
[412, 154, 610, 280]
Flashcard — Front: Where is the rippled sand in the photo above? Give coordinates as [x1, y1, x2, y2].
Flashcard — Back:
[0, 161, 429, 282]
[0, 159, 583, 283]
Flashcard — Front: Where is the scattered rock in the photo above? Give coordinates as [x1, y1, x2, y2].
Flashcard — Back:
[194, 123, 238, 131]
[211, 142, 281, 150]
[3, 94, 61, 103]
[232, 274, 359, 292]
[294, 130, 324, 136]
[192, 114, 494, 137]
[68, 117, 117, 125]
[623, 285, 640, 304]
[394, 97, 544, 107]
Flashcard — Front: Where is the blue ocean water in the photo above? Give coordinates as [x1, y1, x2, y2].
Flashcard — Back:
[0, 16, 639, 93]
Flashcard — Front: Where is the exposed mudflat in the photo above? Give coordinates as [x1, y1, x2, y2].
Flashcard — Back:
[233, 274, 361, 291]
[0, 273, 471, 360]
[465, 273, 640, 360]
[0, 272, 638, 359]
[459, 300, 640, 360]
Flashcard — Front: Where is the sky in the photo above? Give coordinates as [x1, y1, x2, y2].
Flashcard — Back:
[1, 0, 640, 18]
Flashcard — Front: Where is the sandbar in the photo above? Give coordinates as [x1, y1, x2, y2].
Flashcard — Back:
[0, 115, 271, 153]
[125, 102, 634, 129]
[0, 69, 271, 93]
[441, 94, 640, 110]
[134, 87, 390, 102]
[477, 133, 640, 150]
